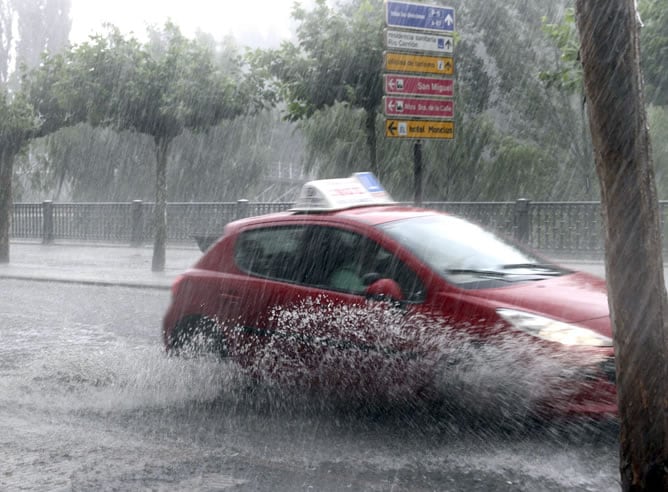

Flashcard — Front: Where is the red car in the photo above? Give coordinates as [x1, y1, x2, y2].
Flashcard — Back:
[163, 173, 616, 416]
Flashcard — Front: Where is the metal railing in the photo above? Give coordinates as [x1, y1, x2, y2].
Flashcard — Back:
[11, 199, 666, 257]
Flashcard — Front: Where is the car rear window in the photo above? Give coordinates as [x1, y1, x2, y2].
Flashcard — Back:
[234, 227, 304, 281]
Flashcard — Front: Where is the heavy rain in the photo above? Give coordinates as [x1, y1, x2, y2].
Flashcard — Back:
[1, 0, 666, 490]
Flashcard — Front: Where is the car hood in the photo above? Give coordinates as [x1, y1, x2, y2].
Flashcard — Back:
[463, 271, 610, 326]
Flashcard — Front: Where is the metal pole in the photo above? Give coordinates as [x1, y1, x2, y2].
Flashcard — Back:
[130, 200, 144, 247]
[413, 139, 423, 206]
[42, 200, 54, 244]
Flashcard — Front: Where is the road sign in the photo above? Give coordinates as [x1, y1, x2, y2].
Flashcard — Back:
[384, 74, 454, 98]
[385, 29, 453, 55]
[384, 96, 454, 119]
[384, 52, 454, 76]
[386, 119, 454, 140]
[386, 1, 455, 33]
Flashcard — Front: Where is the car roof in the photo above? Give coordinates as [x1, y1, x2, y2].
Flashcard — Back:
[228, 205, 441, 231]
[322, 204, 439, 225]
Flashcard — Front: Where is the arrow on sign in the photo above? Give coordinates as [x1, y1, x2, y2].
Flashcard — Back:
[387, 120, 398, 136]
[445, 14, 454, 27]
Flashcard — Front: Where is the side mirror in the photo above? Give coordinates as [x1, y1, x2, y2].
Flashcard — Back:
[365, 278, 404, 302]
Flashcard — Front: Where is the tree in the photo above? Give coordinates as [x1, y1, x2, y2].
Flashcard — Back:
[0, 0, 14, 85]
[28, 24, 257, 270]
[264, 0, 600, 201]
[540, 0, 668, 105]
[0, 0, 71, 89]
[575, 1, 668, 489]
[264, 0, 385, 174]
[0, 88, 37, 262]
[540, 1, 668, 199]
[12, 0, 70, 74]
[538, 8, 597, 197]
[639, 0, 668, 106]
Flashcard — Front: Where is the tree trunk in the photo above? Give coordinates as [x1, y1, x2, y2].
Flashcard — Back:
[0, 149, 13, 263]
[575, 1, 668, 490]
[365, 109, 378, 175]
[151, 136, 170, 272]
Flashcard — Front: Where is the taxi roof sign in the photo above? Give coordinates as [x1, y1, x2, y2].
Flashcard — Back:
[292, 172, 395, 212]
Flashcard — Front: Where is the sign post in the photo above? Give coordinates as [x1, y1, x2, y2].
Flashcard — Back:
[383, 1, 455, 205]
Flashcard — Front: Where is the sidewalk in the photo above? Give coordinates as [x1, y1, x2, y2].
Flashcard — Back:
[0, 241, 202, 290]
[0, 240, 611, 290]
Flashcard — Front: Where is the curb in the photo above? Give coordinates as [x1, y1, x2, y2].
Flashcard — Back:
[0, 273, 171, 290]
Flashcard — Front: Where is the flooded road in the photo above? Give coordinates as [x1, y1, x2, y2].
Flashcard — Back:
[1, 279, 620, 491]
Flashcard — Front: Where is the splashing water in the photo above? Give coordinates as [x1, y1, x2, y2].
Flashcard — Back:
[216, 297, 605, 424]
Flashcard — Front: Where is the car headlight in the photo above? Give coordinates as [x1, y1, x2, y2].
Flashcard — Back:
[496, 308, 613, 347]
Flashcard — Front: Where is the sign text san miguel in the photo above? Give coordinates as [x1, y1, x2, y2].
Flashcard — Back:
[383, 1, 455, 141]
[384, 74, 454, 97]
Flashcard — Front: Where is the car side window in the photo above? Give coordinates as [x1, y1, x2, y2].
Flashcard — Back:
[234, 226, 304, 281]
[235, 225, 425, 302]
[299, 226, 425, 301]
[372, 248, 426, 302]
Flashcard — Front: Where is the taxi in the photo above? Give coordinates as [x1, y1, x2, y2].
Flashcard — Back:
[163, 173, 616, 416]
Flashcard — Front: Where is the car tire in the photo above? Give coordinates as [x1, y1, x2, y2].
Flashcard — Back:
[168, 315, 228, 358]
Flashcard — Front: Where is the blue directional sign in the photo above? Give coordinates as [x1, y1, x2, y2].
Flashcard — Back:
[386, 1, 455, 34]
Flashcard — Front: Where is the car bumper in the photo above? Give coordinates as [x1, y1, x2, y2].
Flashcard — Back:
[536, 356, 617, 417]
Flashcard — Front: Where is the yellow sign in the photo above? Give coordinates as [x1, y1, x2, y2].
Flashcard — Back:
[385, 119, 455, 140]
[384, 52, 454, 75]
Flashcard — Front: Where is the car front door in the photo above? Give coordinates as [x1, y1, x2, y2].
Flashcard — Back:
[229, 222, 428, 390]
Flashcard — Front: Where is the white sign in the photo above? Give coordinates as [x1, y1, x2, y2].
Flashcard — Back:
[292, 174, 394, 211]
[385, 29, 453, 55]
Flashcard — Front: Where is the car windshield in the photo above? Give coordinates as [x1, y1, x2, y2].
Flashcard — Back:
[378, 214, 568, 285]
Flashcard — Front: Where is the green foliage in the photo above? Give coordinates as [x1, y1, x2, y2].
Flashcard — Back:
[19, 22, 270, 196]
[649, 106, 668, 195]
[284, 0, 597, 201]
[25, 22, 255, 144]
[482, 138, 558, 200]
[540, 1, 668, 105]
[266, 0, 385, 120]
[640, 0, 668, 106]
[0, 0, 13, 85]
[0, 88, 37, 156]
[13, 110, 304, 202]
[538, 0, 668, 198]
[0, 0, 71, 89]
[167, 110, 304, 201]
[298, 102, 370, 178]
[539, 8, 582, 94]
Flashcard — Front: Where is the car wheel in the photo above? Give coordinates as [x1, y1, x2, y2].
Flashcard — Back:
[168, 315, 228, 358]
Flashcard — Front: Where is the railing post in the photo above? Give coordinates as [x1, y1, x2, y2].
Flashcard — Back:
[42, 200, 54, 244]
[130, 200, 144, 247]
[236, 199, 249, 220]
[514, 198, 531, 244]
